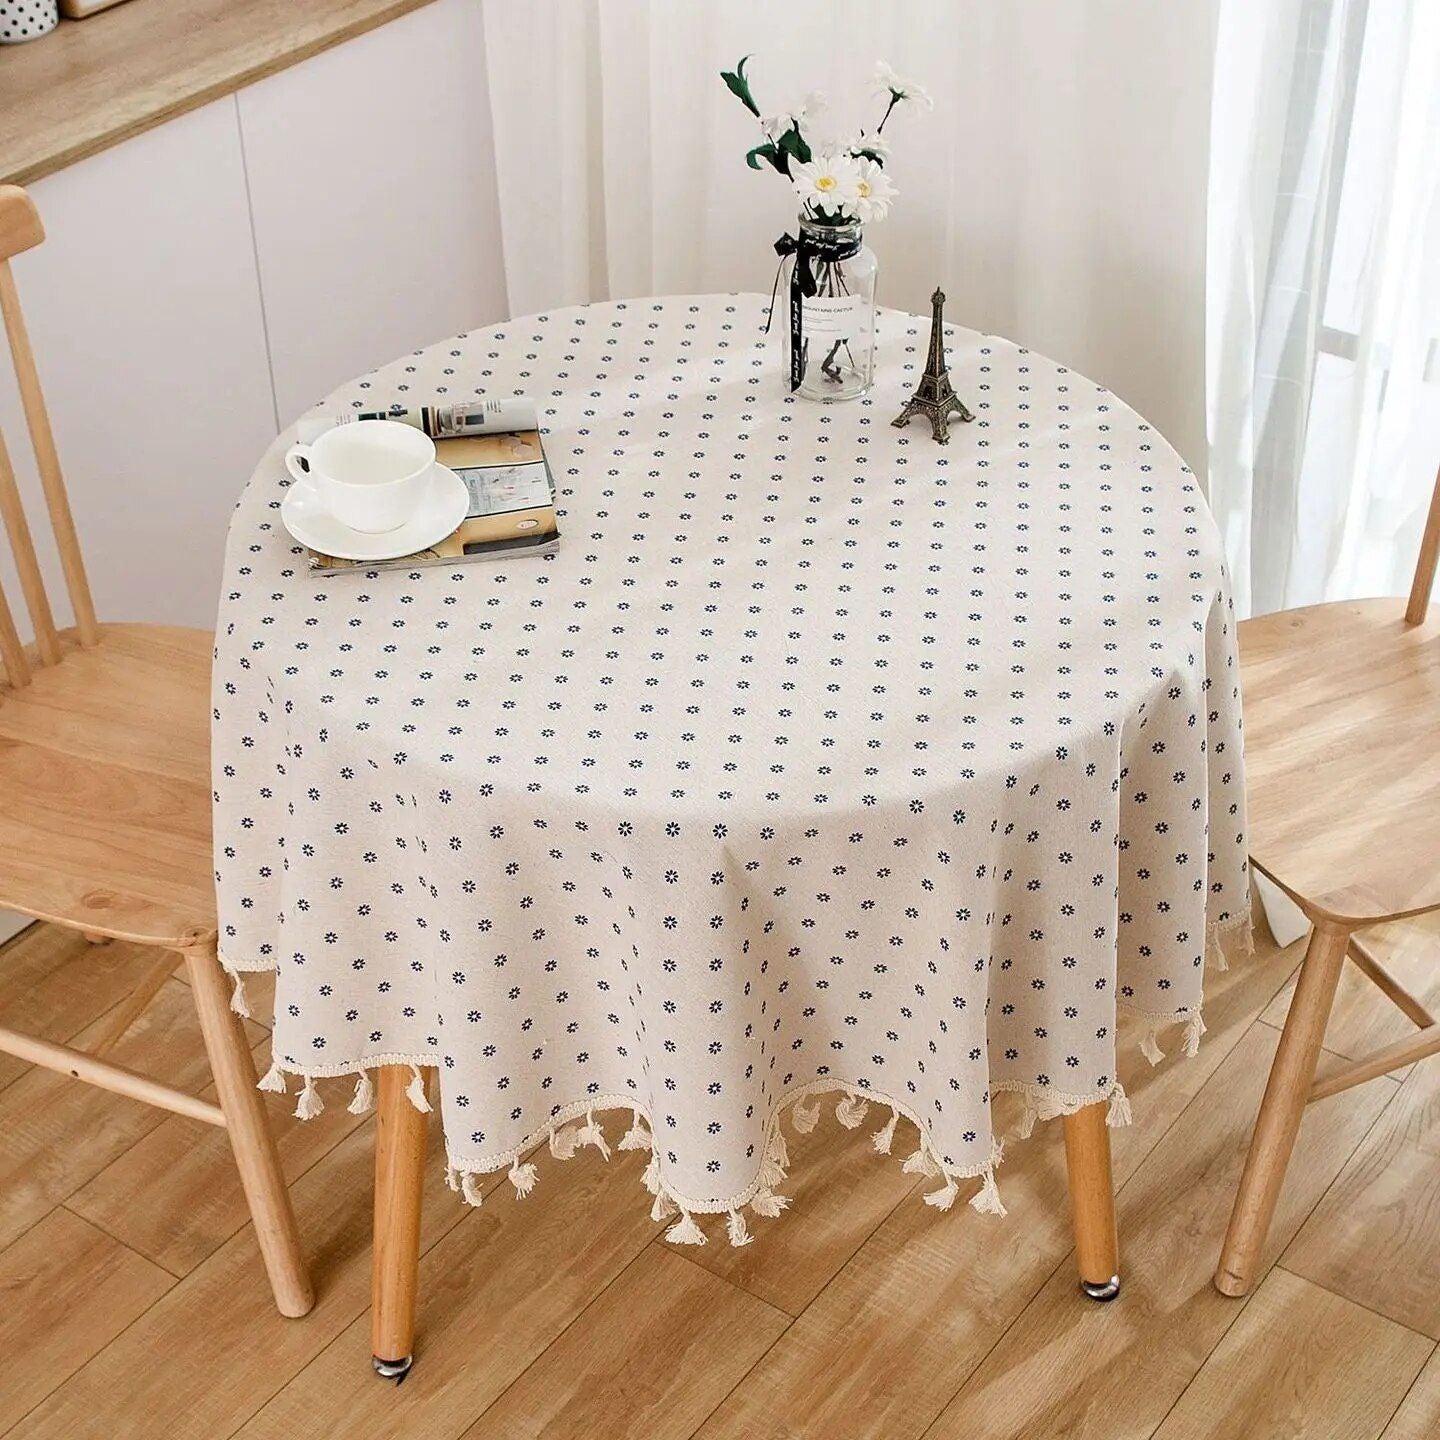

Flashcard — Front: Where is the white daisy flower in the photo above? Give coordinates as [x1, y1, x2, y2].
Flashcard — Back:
[872, 60, 934, 115]
[852, 129, 892, 162]
[793, 90, 830, 136]
[790, 153, 861, 217]
[852, 158, 897, 222]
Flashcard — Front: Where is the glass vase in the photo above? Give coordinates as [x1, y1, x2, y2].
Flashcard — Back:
[780, 218, 878, 402]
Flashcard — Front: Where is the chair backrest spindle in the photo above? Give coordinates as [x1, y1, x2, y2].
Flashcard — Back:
[1404, 462, 1440, 626]
[0, 186, 100, 686]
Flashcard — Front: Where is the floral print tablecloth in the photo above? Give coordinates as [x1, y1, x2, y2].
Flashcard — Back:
[213, 295, 1249, 1244]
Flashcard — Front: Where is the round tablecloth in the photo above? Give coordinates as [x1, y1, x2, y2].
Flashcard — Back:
[214, 294, 1250, 1240]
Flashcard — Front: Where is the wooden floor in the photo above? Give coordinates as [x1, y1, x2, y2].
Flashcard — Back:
[2, 911, 1439, 1440]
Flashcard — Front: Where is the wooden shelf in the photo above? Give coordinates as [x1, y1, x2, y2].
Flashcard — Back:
[0, 0, 437, 186]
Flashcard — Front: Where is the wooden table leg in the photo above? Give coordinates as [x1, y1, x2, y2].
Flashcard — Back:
[372, 1063, 428, 1381]
[1063, 1099, 1120, 1300]
[1215, 919, 1350, 1297]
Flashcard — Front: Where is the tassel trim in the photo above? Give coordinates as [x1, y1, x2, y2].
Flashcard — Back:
[790, 1094, 821, 1134]
[252, 1069, 1158, 1246]
[872, 1107, 899, 1155]
[666, 1210, 707, 1246]
[617, 1107, 652, 1151]
[348, 1069, 374, 1115]
[228, 971, 251, 1020]
[406, 1065, 432, 1114]
[293, 1076, 323, 1121]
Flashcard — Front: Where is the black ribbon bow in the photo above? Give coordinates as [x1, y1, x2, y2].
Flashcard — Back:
[766, 231, 819, 392]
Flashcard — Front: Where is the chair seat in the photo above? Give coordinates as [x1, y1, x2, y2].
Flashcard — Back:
[0, 623, 215, 948]
[1241, 597, 1440, 925]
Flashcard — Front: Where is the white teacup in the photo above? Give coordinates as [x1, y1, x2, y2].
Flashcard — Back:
[285, 420, 436, 534]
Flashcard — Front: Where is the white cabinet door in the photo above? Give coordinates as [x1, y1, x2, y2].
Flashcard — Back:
[239, 0, 508, 426]
[0, 95, 276, 632]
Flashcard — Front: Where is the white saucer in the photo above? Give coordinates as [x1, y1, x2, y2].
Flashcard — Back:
[281, 463, 469, 561]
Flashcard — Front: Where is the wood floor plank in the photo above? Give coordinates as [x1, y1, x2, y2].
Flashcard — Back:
[671, 1101, 920, 1316]
[922, 1024, 1397, 1440]
[67, 1036, 368, 1276]
[0, 927, 162, 1092]
[1283, 1033, 1440, 1338]
[461, 1246, 790, 1440]
[692, 924, 1299, 1440]
[1152, 1268, 1432, 1440]
[0, 1208, 174, 1434]
[0, 978, 264, 1253]
[8, 1113, 487, 1440]
[234, 1144, 662, 1440]
[1382, 1347, 1440, 1440]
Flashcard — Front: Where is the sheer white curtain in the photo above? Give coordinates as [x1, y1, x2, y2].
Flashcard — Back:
[1208, 0, 1440, 617]
[480, 0, 1220, 470]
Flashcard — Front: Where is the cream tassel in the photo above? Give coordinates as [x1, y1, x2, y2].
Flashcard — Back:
[769, 1128, 790, 1171]
[348, 1069, 374, 1115]
[293, 1076, 323, 1120]
[727, 1208, 754, 1247]
[757, 1127, 789, 1189]
[835, 1094, 868, 1129]
[791, 1094, 821, 1134]
[641, 1151, 662, 1194]
[750, 1188, 791, 1218]
[445, 1165, 461, 1192]
[872, 1107, 900, 1155]
[617, 1107, 652, 1151]
[902, 1146, 940, 1178]
[650, 1188, 679, 1222]
[460, 1172, 484, 1207]
[969, 1167, 1007, 1217]
[1013, 1100, 1038, 1140]
[666, 1210, 707, 1246]
[550, 1124, 581, 1161]
[256, 1061, 288, 1094]
[1183, 1011, 1207, 1058]
[1139, 1026, 1166, 1066]
[508, 1157, 539, 1199]
[228, 971, 251, 1019]
[1106, 1083, 1133, 1128]
[923, 1175, 960, 1211]
[406, 1065, 432, 1113]
[577, 1107, 611, 1161]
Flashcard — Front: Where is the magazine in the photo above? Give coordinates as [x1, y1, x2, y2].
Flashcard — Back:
[302, 401, 560, 576]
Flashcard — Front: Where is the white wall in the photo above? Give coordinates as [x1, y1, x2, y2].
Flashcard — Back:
[0, 0, 507, 634]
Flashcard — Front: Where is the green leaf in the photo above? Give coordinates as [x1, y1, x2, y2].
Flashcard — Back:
[745, 142, 780, 171]
[853, 148, 885, 166]
[776, 124, 811, 167]
[720, 55, 760, 117]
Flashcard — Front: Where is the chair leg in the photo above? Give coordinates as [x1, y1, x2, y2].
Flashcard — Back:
[92, 949, 179, 1057]
[1063, 1099, 1120, 1300]
[182, 944, 314, 1318]
[1215, 919, 1350, 1297]
[372, 1063, 428, 1382]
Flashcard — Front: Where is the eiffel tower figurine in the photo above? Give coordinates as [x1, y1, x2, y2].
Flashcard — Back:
[892, 287, 974, 444]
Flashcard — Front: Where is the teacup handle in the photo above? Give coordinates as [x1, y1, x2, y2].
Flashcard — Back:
[285, 442, 314, 484]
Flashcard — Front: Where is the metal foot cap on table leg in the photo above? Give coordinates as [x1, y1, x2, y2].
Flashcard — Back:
[373, 1354, 413, 1383]
[1080, 1275, 1121, 1301]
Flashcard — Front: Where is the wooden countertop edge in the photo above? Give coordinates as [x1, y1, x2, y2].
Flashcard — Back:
[0, 0, 439, 188]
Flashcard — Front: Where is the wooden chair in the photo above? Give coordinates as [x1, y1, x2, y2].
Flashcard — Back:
[1215, 464, 1440, 1296]
[0, 185, 311, 1318]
